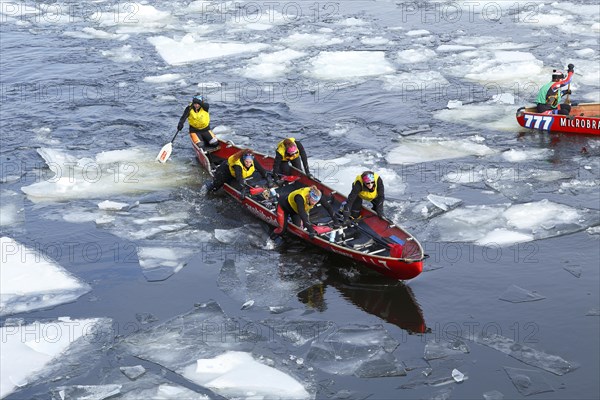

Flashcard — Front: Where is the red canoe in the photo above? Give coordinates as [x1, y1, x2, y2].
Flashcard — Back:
[516, 103, 600, 135]
[193, 140, 426, 281]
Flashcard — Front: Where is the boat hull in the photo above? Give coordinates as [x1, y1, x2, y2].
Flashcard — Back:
[193, 140, 425, 281]
[516, 103, 600, 135]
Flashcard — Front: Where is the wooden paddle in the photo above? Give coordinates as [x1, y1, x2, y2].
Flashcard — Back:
[156, 129, 181, 163]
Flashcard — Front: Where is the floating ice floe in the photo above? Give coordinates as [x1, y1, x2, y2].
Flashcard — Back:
[482, 390, 504, 400]
[101, 45, 141, 62]
[426, 194, 462, 212]
[148, 35, 269, 65]
[464, 51, 543, 84]
[143, 73, 182, 83]
[451, 368, 464, 383]
[99, 4, 175, 34]
[118, 302, 314, 398]
[457, 166, 572, 201]
[120, 365, 147, 381]
[63, 27, 129, 41]
[447, 100, 463, 109]
[44, 198, 204, 282]
[386, 136, 495, 165]
[279, 32, 344, 49]
[305, 324, 404, 377]
[241, 300, 255, 310]
[98, 200, 129, 211]
[503, 367, 555, 396]
[0, 318, 111, 398]
[0, 237, 91, 316]
[423, 199, 599, 246]
[586, 309, 600, 316]
[137, 246, 196, 281]
[499, 285, 545, 303]
[396, 48, 436, 64]
[434, 104, 520, 131]
[21, 148, 195, 202]
[184, 351, 310, 399]
[400, 358, 467, 388]
[54, 385, 122, 400]
[424, 340, 470, 361]
[239, 49, 306, 80]
[261, 319, 333, 347]
[0, 190, 24, 227]
[563, 266, 582, 278]
[309, 51, 395, 80]
[501, 148, 553, 162]
[471, 333, 575, 376]
[218, 250, 319, 309]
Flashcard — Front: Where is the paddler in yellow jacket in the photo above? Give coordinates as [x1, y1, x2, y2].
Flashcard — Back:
[177, 95, 219, 149]
[204, 149, 272, 198]
[343, 171, 386, 220]
[273, 185, 337, 239]
[273, 138, 312, 178]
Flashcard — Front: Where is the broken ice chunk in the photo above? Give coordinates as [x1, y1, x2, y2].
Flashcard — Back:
[426, 194, 462, 212]
[563, 266, 582, 278]
[482, 389, 504, 400]
[424, 339, 470, 360]
[474, 333, 575, 375]
[54, 385, 122, 400]
[499, 285, 545, 303]
[451, 368, 464, 383]
[241, 300, 255, 310]
[586, 308, 599, 316]
[503, 367, 554, 396]
[98, 200, 129, 210]
[120, 365, 146, 380]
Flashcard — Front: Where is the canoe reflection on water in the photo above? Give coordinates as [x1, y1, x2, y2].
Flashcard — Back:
[298, 274, 428, 335]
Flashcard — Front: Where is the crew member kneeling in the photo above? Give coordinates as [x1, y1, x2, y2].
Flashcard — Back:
[343, 171, 386, 220]
[273, 186, 336, 238]
[204, 150, 271, 198]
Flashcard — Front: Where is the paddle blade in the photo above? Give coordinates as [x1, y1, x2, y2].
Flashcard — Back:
[249, 187, 265, 195]
[156, 143, 173, 163]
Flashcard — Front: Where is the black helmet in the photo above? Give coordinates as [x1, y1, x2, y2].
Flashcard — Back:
[192, 95, 204, 105]
[552, 69, 564, 81]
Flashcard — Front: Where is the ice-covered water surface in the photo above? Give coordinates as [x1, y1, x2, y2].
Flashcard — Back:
[0, 237, 91, 316]
[21, 148, 195, 202]
[1, 0, 599, 399]
[0, 317, 112, 398]
[421, 199, 599, 246]
[118, 301, 316, 398]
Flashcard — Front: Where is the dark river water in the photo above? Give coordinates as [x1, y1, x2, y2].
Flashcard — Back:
[1, 1, 599, 399]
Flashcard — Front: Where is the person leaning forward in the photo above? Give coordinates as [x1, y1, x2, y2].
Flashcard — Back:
[177, 95, 219, 149]
[273, 138, 312, 178]
[273, 185, 337, 239]
[204, 149, 272, 198]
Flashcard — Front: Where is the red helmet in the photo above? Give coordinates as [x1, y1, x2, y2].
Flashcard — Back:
[286, 145, 298, 155]
[362, 172, 375, 184]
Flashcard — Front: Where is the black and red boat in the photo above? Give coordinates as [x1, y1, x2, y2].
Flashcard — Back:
[194, 140, 426, 281]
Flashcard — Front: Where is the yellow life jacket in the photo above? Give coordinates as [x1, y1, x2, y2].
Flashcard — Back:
[276, 138, 300, 161]
[288, 187, 313, 214]
[228, 155, 255, 179]
[188, 103, 210, 130]
[355, 173, 379, 201]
